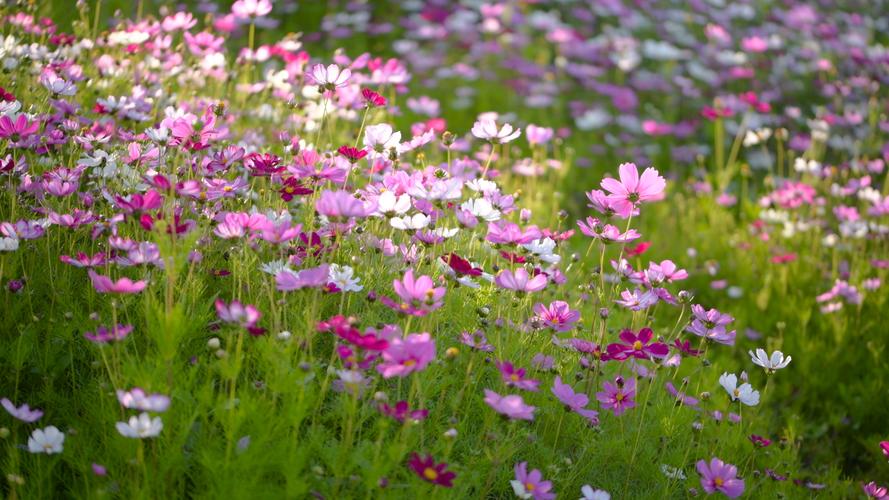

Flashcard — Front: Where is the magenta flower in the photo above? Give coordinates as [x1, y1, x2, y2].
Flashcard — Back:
[596, 376, 636, 416]
[378, 401, 428, 423]
[497, 361, 540, 391]
[376, 333, 436, 378]
[483, 389, 535, 420]
[1, 398, 43, 423]
[600, 163, 666, 217]
[551, 377, 600, 423]
[88, 270, 146, 294]
[511, 462, 555, 500]
[84, 324, 133, 343]
[533, 301, 580, 332]
[215, 299, 261, 328]
[0, 114, 40, 143]
[880, 441, 889, 460]
[606, 328, 669, 360]
[696, 458, 745, 498]
[686, 304, 736, 346]
[381, 269, 446, 316]
[495, 268, 548, 293]
[408, 453, 455, 488]
[864, 482, 888, 499]
[486, 221, 542, 245]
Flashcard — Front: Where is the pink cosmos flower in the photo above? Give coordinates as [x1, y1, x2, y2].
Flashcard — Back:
[645, 260, 688, 285]
[577, 217, 640, 243]
[215, 299, 261, 328]
[880, 441, 889, 460]
[511, 462, 555, 500]
[550, 377, 598, 424]
[606, 328, 669, 360]
[864, 482, 888, 499]
[696, 458, 745, 498]
[231, 0, 272, 20]
[486, 221, 542, 245]
[275, 265, 331, 291]
[525, 125, 554, 145]
[309, 64, 352, 91]
[600, 163, 666, 217]
[1, 398, 43, 422]
[88, 270, 146, 294]
[586, 189, 637, 219]
[686, 304, 736, 345]
[533, 301, 580, 332]
[497, 361, 540, 391]
[381, 269, 446, 316]
[315, 190, 375, 219]
[495, 268, 548, 293]
[0, 114, 40, 142]
[596, 376, 636, 416]
[483, 389, 535, 420]
[376, 332, 436, 378]
[615, 288, 659, 311]
[116, 388, 171, 413]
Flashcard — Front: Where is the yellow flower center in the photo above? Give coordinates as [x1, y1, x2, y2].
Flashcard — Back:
[423, 468, 438, 481]
[714, 478, 724, 487]
[633, 340, 643, 350]
[510, 374, 520, 382]
[404, 359, 417, 367]
[525, 482, 535, 491]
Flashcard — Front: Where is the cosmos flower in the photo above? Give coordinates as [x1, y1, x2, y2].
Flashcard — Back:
[532, 301, 580, 332]
[696, 458, 745, 498]
[28, 426, 65, 454]
[116, 389, 171, 413]
[408, 453, 455, 488]
[471, 119, 521, 144]
[718, 373, 760, 406]
[495, 268, 548, 293]
[600, 163, 666, 217]
[1, 398, 43, 422]
[483, 389, 535, 420]
[596, 376, 636, 416]
[87, 270, 146, 294]
[376, 333, 436, 378]
[511, 462, 555, 500]
[748, 349, 791, 373]
[116, 412, 164, 438]
[309, 63, 352, 90]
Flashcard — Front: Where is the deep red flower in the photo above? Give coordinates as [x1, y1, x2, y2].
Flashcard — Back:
[626, 241, 652, 257]
[279, 177, 313, 201]
[441, 253, 482, 277]
[672, 339, 702, 357]
[337, 145, 368, 163]
[361, 88, 387, 107]
[379, 401, 428, 422]
[408, 453, 455, 488]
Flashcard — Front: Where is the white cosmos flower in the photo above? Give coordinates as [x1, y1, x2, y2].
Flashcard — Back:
[719, 372, 760, 406]
[374, 191, 411, 216]
[309, 63, 351, 89]
[0, 236, 19, 252]
[471, 119, 521, 143]
[749, 348, 791, 372]
[432, 227, 459, 238]
[390, 213, 430, 231]
[510, 480, 534, 499]
[522, 237, 561, 264]
[260, 260, 290, 275]
[328, 263, 363, 292]
[580, 485, 611, 500]
[27, 426, 65, 454]
[460, 198, 501, 222]
[465, 178, 499, 193]
[116, 412, 163, 438]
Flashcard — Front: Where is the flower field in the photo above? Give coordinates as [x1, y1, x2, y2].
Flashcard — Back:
[1, 0, 888, 498]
